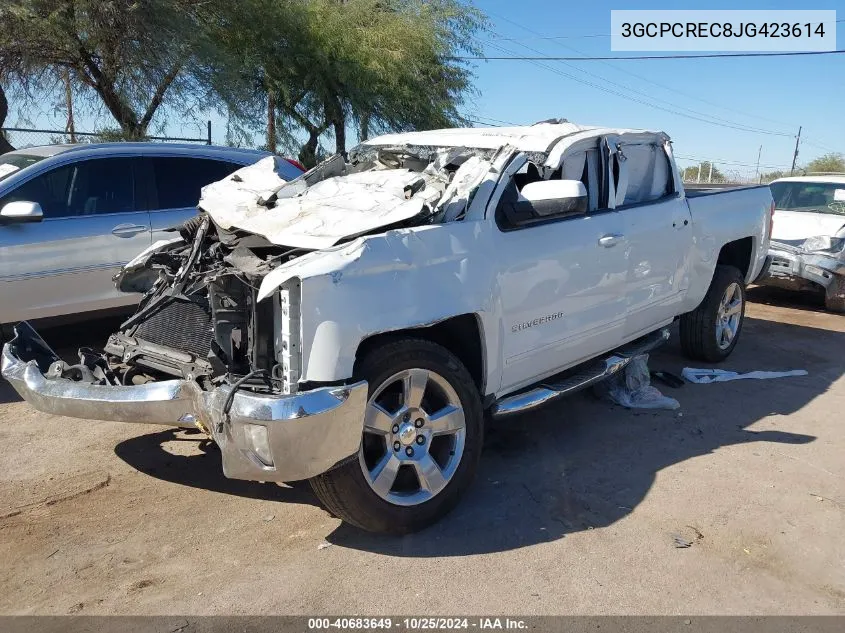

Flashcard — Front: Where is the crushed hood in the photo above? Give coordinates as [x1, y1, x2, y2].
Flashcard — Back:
[198, 152, 489, 250]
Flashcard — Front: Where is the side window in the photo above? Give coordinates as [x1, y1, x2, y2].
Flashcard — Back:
[0, 158, 134, 218]
[69, 158, 135, 215]
[0, 164, 74, 218]
[616, 144, 672, 206]
[150, 157, 241, 210]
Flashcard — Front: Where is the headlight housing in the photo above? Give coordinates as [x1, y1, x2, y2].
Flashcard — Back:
[802, 235, 845, 255]
[275, 279, 302, 394]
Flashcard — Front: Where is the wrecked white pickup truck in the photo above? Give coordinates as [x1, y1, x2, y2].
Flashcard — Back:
[2, 122, 773, 533]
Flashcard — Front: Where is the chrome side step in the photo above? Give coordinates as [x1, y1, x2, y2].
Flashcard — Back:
[490, 327, 670, 419]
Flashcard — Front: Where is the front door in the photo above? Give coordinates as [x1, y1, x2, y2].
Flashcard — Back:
[494, 157, 629, 394]
[0, 157, 151, 322]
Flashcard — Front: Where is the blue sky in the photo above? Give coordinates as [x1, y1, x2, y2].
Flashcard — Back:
[9, 0, 843, 178]
[465, 0, 843, 177]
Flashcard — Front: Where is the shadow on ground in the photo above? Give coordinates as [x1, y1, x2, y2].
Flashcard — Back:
[747, 284, 827, 313]
[113, 313, 839, 556]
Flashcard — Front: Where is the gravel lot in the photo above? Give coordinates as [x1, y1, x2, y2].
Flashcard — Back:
[1, 287, 843, 615]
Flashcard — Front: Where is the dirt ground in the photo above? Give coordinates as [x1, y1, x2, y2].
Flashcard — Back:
[1, 287, 843, 615]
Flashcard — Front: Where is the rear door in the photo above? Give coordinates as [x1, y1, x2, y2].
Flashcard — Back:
[140, 156, 248, 241]
[0, 156, 149, 322]
[611, 141, 692, 337]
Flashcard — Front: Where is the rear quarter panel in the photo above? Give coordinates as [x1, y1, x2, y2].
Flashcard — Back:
[680, 185, 771, 313]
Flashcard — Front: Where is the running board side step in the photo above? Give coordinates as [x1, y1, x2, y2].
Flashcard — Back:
[490, 328, 670, 419]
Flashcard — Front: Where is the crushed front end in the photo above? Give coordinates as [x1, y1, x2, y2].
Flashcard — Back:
[760, 237, 845, 296]
[1, 213, 367, 482]
[2, 146, 496, 482]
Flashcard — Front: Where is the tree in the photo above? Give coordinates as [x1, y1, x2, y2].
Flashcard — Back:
[215, 0, 487, 166]
[0, 0, 233, 139]
[804, 153, 845, 174]
[682, 161, 725, 183]
[759, 170, 787, 183]
[0, 83, 13, 153]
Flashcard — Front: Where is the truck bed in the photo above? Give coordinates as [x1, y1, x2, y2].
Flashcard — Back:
[684, 184, 769, 197]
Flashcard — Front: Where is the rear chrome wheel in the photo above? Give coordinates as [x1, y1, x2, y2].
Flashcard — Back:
[310, 338, 483, 534]
[715, 282, 743, 350]
[680, 265, 746, 362]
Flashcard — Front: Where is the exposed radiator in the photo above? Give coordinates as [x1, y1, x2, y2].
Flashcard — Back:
[133, 299, 213, 358]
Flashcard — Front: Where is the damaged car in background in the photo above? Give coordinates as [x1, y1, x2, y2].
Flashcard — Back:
[757, 175, 845, 312]
[2, 121, 772, 533]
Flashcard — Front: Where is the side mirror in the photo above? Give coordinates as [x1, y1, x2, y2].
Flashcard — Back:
[519, 180, 588, 217]
[0, 201, 43, 224]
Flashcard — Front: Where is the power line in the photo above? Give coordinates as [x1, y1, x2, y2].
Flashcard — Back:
[478, 37, 795, 138]
[468, 114, 520, 126]
[675, 154, 793, 169]
[478, 12, 803, 137]
[487, 18, 845, 43]
[492, 22, 799, 129]
[456, 49, 845, 61]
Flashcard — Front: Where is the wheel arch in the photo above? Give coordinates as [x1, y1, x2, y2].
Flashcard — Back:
[717, 236, 753, 281]
[354, 314, 487, 395]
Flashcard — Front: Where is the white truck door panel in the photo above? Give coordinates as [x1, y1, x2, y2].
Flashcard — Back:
[0, 157, 149, 322]
[495, 209, 628, 393]
[621, 196, 692, 336]
[609, 143, 692, 337]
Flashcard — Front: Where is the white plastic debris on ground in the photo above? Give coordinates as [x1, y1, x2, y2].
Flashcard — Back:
[198, 155, 457, 250]
[681, 368, 808, 383]
[597, 354, 680, 410]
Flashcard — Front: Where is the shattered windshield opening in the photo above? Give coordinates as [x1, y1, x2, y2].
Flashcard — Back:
[199, 146, 502, 250]
[770, 181, 845, 216]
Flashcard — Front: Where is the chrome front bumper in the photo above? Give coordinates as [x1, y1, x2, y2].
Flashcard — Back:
[759, 245, 845, 290]
[1, 323, 368, 482]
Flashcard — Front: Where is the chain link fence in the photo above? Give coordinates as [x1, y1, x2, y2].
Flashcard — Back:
[1, 122, 212, 151]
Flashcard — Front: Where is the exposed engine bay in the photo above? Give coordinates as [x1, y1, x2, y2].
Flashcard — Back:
[43, 145, 498, 396]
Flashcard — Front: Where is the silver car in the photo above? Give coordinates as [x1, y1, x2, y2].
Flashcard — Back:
[0, 143, 302, 333]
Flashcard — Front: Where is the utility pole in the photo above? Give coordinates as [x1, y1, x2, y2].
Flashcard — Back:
[755, 145, 762, 183]
[696, 162, 702, 183]
[790, 126, 802, 175]
[708, 161, 713, 183]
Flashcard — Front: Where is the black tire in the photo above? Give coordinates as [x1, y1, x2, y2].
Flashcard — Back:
[309, 337, 484, 534]
[824, 277, 845, 313]
[680, 265, 747, 362]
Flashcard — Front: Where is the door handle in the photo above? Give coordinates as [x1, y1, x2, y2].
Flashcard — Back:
[598, 233, 624, 247]
[112, 223, 148, 237]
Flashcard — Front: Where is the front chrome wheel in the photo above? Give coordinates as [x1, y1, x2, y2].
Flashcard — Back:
[716, 282, 743, 350]
[358, 368, 466, 506]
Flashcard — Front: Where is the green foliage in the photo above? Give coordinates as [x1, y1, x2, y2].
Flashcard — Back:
[759, 170, 787, 183]
[1, 0, 485, 162]
[211, 0, 487, 165]
[682, 161, 725, 183]
[804, 152, 845, 174]
[0, 0, 235, 135]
